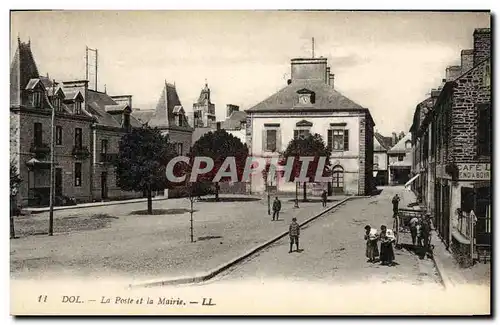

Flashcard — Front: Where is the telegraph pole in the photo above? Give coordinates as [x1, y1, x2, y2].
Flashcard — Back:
[48, 80, 56, 236]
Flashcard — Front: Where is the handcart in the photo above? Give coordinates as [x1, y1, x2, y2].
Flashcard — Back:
[393, 207, 429, 249]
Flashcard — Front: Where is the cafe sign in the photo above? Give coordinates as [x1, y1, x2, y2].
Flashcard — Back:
[458, 163, 490, 180]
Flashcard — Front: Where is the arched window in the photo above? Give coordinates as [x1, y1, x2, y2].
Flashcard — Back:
[405, 140, 411, 149]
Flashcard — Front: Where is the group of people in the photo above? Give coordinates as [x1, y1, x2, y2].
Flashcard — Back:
[364, 224, 396, 265]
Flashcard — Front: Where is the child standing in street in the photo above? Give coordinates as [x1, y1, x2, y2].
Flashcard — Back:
[289, 217, 300, 253]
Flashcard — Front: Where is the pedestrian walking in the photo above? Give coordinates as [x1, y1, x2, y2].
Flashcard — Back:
[272, 196, 281, 221]
[379, 225, 395, 266]
[409, 215, 419, 246]
[420, 213, 432, 257]
[392, 194, 400, 218]
[364, 225, 379, 263]
[289, 217, 300, 253]
[321, 190, 328, 207]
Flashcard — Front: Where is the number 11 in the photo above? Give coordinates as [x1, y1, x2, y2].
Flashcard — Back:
[38, 295, 47, 303]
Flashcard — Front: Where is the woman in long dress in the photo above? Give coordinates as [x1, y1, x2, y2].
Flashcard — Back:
[379, 225, 395, 266]
[364, 225, 379, 263]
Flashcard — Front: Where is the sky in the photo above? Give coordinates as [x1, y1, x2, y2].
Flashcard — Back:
[10, 10, 490, 135]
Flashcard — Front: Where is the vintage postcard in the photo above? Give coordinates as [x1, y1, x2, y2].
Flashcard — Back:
[9, 10, 491, 316]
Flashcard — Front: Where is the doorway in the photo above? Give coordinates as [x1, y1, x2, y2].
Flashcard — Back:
[101, 172, 108, 200]
[55, 168, 63, 197]
[331, 165, 344, 194]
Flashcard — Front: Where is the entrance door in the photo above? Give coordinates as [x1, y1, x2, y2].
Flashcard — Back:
[101, 172, 108, 200]
[331, 165, 344, 194]
[55, 168, 63, 197]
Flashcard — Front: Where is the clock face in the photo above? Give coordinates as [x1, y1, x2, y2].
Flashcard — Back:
[299, 94, 310, 104]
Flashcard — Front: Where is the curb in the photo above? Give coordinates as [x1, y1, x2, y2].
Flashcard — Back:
[428, 231, 454, 290]
[129, 197, 352, 288]
[22, 197, 170, 214]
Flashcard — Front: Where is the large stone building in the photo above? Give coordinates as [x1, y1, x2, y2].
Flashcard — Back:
[246, 57, 375, 196]
[10, 38, 143, 206]
[410, 28, 491, 265]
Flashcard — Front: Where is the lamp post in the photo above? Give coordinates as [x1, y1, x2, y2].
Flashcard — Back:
[48, 80, 56, 236]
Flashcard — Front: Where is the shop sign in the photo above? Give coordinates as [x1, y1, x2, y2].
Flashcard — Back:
[458, 163, 490, 180]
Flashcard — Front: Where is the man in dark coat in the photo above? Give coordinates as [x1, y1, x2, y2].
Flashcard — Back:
[289, 217, 300, 253]
[321, 190, 328, 207]
[272, 197, 281, 221]
[392, 194, 400, 218]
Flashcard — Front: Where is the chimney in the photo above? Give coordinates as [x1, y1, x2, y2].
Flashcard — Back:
[62, 80, 89, 109]
[392, 132, 397, 146]
[110, 95, 133, 110]
[329, 74, 335, 89]
[473, 28, 491, 66]
[326, 67, 331, 85]
[445, 66, 462, 82]
[461, 49, 474, 74]
[226, 104, 239, 118]
[290, 58, 328, 83]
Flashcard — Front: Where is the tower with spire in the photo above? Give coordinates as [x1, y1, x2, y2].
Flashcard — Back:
[192, 80, 216, 128]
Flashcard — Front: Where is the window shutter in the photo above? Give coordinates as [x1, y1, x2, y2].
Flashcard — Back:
[327, 130, 332, 151]
[343, 130, 349, 151]
[262, 129, 267, 152]
[276, 129, 282, 152]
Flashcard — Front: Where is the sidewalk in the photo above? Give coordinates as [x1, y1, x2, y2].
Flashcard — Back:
[22, 195, 171, 214]
[395, 186, 491, 288]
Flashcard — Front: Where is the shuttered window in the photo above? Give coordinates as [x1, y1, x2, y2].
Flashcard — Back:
[262, 126, 281, 152]
[328, 129, 349, 151]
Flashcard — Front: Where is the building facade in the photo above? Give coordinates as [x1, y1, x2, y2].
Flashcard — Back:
[387, 133, 412, 185]
[246, 57, 375, 196]
[373, 132, 392, 186]
[411, 28, 491, 265]
[10, 39, 144, 207]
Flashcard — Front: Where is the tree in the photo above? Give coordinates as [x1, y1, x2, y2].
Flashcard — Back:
[10, 161, 22, 239]
[114, 127, 178, 214]
[189, 130, 249, 202]
[281, 133, 331, 202]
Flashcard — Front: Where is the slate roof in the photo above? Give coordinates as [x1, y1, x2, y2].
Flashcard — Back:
[131, 110, 155, 125]
[221, 110, 247, 130]
[388, 132, 412, 154]
[10, 39, 40, 107]
[147, 81, 192, 131]
[374, 132, 392, 151]
[87, 90, 142, 128]
[246, 80, 366, 112]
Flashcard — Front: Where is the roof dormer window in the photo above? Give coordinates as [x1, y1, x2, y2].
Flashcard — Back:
[74, 100, 82, 114]
[32, 91, 42, 108]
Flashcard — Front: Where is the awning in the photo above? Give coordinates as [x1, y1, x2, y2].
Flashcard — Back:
[404, 173, 420, 188]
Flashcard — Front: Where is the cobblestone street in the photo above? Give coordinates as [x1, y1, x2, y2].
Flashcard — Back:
[212, 187, 443, 288]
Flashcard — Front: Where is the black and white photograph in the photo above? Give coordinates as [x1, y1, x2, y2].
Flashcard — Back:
[8, 9, 492, 315]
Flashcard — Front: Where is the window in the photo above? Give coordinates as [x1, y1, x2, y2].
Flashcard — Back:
[75, 128, 82, 149]
[176, 143, 183, 155]
[178, 115, 183, 127]
[266, 130, 277, 152]
[34, 122, 43, 146]
[123, 113, 130, 128]
[398, 155, 404, 162]
[55, 126, 63, 145]
[478, 104, 491, 156]
[53, 97, 61, 111]
[101, 139, 108, 154]
[74, 162, 82, 187]
[374, 155, 379, 169]
[405, 140, 412, 149]
[294, 129, 310, 139]
[483, 62, 491, 88]
[32, 91, 42, 107]
[327, 129, 349, 151]
[74, 100, 82, 114]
